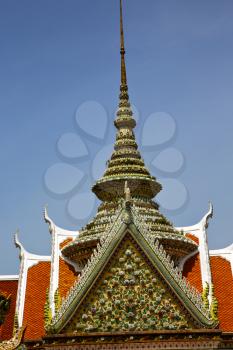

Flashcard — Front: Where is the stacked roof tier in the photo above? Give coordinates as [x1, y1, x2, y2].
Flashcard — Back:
[62, 2, 197, 269]
[62, 197, 197, 269]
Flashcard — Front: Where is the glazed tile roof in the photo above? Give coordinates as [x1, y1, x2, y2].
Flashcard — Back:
[59, 238, 73, 250]
[0, 279, 18, 340]
[23, 262, 50, 340]
[1, 236, 233, 342]
[59, 258, 78, 298]
[186, 233, 199, 245]
[20, 252, 78, 339]
[210, 256, 233, 331]
[183, 252, 233, 332]
[183, 253, 202, 293]
[6, 227, 230, 339]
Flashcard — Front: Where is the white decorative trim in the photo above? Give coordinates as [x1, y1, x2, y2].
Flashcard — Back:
[0, 275, 19, 281]
[210, 243, 233, 276]
[44, 206, 78, 316]
[176, 203, 213, 303]
[14, 231, 51, 327]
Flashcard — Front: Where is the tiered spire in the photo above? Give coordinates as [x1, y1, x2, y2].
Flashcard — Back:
[62, 1, 197, 267]
[92, 0, 161, 201]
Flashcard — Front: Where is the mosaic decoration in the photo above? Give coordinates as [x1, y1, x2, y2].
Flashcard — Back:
[48, 204, 217, 333]
[44, 288, 52, 328]
[210, 284, 218, 321]
[64, 238, 194, 333]
[202, 282, 210, 310]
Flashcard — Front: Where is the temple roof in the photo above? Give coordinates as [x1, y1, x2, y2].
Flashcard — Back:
[62, 1, 197, 265]
[1, 3, 233, 348]
[48, 202, 217, 334]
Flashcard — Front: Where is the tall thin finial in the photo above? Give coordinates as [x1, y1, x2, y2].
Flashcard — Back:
[120, 0, 127, 86]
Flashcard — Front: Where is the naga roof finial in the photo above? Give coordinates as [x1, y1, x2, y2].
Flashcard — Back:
[43, 204, 55, 234]
[14, 230, 26, 260]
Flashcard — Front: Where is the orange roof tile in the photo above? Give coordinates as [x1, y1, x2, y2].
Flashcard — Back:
[23, 261, 50, 340]
[183, 253, 202, 293]
[59, 238, 73, 250]
[0, 280, 18, 340]
[210, 256, 233, 332]
[59, 258, 78, 298]
[186, 233, 199, 245]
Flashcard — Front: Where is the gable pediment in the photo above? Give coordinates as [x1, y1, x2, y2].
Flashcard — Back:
[48, 206, 217, 334]
[63, 233, 195, 333]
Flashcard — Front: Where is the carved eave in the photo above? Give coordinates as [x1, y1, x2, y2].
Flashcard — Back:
[48, 204, 217, 334]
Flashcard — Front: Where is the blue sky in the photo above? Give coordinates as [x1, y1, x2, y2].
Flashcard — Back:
[0, 0, 233, 274]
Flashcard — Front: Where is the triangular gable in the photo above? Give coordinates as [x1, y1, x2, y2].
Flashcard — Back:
[62, 233, 196, 333]
[48, 205, 217, 334]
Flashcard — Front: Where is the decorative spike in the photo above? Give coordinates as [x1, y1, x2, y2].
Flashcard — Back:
[120, 0, 127, 86]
